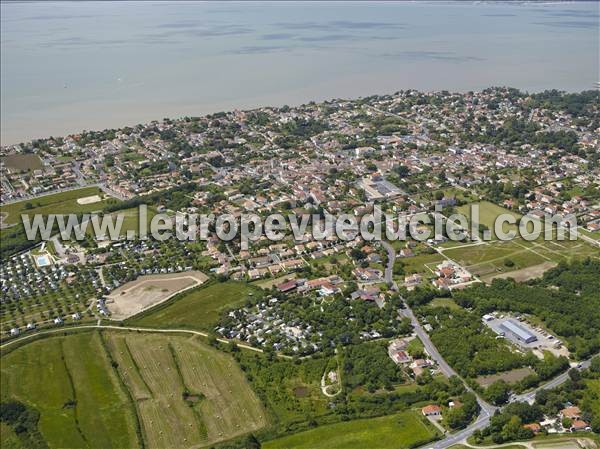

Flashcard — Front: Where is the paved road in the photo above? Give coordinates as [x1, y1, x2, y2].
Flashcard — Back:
[381, 241, 396, 286]
[513, 358, 594, 405]
[380, 241, 498, 448]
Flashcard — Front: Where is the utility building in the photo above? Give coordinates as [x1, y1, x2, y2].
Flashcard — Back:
[500, 320, 537, 344]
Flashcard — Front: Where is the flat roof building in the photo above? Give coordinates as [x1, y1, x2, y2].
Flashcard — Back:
[500, 320, 537, 344]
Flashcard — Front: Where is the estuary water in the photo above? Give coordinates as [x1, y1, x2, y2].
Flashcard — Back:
[1, 1, 598, 144]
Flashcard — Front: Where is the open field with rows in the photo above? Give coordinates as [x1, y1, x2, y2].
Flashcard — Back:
[104, 332, 267, 449]
[1, 330, 267, 449]
[129, 281, 263, 330]
[263, 410, 439, 449]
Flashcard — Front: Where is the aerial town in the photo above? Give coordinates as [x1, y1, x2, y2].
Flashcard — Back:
[1, 87, 599, 449]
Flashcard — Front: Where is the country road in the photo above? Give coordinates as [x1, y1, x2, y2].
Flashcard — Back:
[379, 240, 596, 449]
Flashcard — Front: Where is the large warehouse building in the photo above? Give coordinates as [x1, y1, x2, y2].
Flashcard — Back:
[500, 320, 537, 344]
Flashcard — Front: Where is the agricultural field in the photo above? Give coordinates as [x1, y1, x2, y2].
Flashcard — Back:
[128, 281, 262, 330]
[106, 271, 208, 320]
[1, 330, 267, 449]
[1, 332, 140, 449]
[263, 410, 439, 449]
[104, 332, 267, 449]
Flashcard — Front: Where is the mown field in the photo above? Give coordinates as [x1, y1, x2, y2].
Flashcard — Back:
[84, 206, 157, 238]
[128, 281, 262, 330]
[1, 332, 139, 449]
[262, 410, 439, 449]
[1, 330, 267, 449]
[104, 332, 267, 449]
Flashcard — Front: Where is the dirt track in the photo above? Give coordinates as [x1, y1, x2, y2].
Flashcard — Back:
[106, 271, 208, 320]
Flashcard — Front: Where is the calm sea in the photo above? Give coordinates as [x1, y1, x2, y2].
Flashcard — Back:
[1, 1, 598, 144]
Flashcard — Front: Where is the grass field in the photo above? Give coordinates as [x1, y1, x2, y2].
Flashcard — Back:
[1, 330, 267, 449]
[263, 410, 439, 449]
[129, 281, 262, 330]
[0, 422, 26, 449]
[456, 201, 521, 240]
[0, 186, 114, 226]
[85, 206, 157, 238]
[1, 332, 140, 449]
[104, 332, 267, 449]
[429, 298, 462, 310]
[396, 251, 446, 276]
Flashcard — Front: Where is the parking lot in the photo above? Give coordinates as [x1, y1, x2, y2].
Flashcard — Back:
[482, 312, 570, 359]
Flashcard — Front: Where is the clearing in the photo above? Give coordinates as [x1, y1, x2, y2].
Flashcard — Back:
[443, 236, 599, 283]
[476, 367, 537, 388]
[106, 271, 208, 320]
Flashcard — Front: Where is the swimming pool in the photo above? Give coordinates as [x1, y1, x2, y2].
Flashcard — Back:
[36, 255, 51, 267]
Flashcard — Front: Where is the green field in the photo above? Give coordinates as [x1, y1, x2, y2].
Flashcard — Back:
[429, 298, 462, 310]
[1, 332, 140, 449]
[456, 201, 521, 240]
[396, 251, 446, 276]
[129, 281, 262, 330]
[84, 206, 157, 238]
[0, 186, 114, 226]
[1, 330, 267, 449]
[263, 410, 439, 449]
